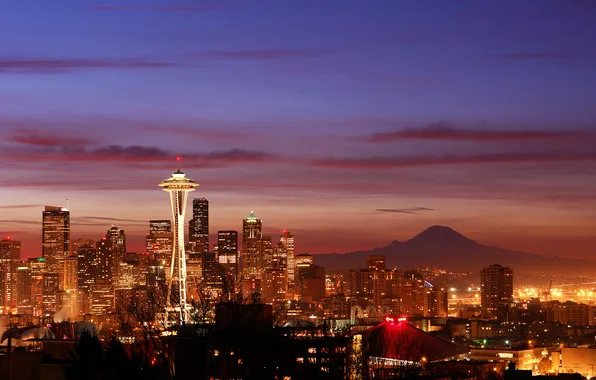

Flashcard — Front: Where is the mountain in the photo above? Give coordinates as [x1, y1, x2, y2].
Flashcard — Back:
[313, 225, 596, 274]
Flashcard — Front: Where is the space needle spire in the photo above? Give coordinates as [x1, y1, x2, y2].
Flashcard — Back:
[158, 158, 199, 323]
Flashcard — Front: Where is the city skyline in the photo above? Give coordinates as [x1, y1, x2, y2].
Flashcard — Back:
[2, 1, 596, 259]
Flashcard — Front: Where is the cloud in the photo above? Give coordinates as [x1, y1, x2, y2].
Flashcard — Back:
[376, 207, 434, 214]
[313, 152, 596, 169]
[495, 52, 578, 60]
[0, 57, 175, 74]
[0, 143, 275, 168]
[198, 49, 328, 60]
[0, 204, 44, 209]
[365, 122, 584, 142]
[77, 216, 147, 223]
[88, 5, 216, 12]
[7, 128, 92, 147]
[0, 220, 39, 225]
[140, 125, 257, 139]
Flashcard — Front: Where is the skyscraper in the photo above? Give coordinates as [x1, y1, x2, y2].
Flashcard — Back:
[28, 257, 47, 316]
[280, 230, 295, 289]
[106, 226, 126, 284]
[242, 211, 263, 280]
[42, 206, 71, 267]
[16, 266, 32, 314]
[217, 230, 239, 281]
[146, 220, 173, 264]
[63, 256, 78, 291]
[423, 284, 449, 318]
[42, 272, 59, 316]
[400, 270, 425, 316]
[189, 198, 209, 253]
[0, 237, 21, 308]
[76, 242, 96, 292]
[96, 238, 113, 285]
[159, 168, 199, 323]
[106, 226, 126, 259]
[480, 264, 513, 320]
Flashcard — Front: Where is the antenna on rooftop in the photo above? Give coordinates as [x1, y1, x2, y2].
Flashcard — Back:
[65, 199, 70, 210]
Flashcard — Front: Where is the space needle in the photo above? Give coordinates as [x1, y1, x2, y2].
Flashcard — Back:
[158, 158, 199, 323]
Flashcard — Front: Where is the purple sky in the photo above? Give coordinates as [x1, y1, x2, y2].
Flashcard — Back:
[1, 0, 596, 259]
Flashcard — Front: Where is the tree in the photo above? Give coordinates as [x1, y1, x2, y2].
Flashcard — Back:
[64, 330, 103, 380]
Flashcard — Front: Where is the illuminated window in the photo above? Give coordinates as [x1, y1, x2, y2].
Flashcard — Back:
[237, 359, 243, 365]
[321, 367, 329, 372]
[308, 348, 316, 354]
[213, 350, 219, 357]
[321, 348, 329, 353]
[309, 358, 317, 364]
[296, 357, 304, 363]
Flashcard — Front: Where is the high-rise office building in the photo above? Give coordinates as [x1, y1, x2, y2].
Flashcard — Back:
[63, 256, 78, 291]
[280, 231, 295, 289]
[28, 257, 47, 316]
[400, 270, 425, 316]
[295, 260, 326, 302]
[77, 242, 96, 292]
[262, 269, 287, 304]
[42, 206, 71, 270]
[16, 266, 32, 314]
[146, 220, 173, 264]
[201, 253, 228, 298]
[372, 269, 400, 314]
[217, 230, 239, 281]
[270, 241, 288, 272]
[42, 272, 60, 316]
[480, 264, 513, 320]
[0, 237, 21, 308]
[96, 238, 114, 285]
[189, 198, 209, 253]
[159, 169, 199, 323]
[347, 269, 373, 298]
[106, 226, 126, 284]
[89, 284, 115, 315]
[423, 284, 449, 318]
[242, 211, 263, 280]
[106, 226, 126, 259]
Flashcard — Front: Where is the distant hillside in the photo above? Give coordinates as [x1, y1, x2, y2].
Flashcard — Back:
[313, 226, 596, 274]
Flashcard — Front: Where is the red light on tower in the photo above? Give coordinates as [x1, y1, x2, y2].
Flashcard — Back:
[6, 236, 11, 241]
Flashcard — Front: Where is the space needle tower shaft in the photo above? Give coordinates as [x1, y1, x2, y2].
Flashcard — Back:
[158, 160, 199, 323]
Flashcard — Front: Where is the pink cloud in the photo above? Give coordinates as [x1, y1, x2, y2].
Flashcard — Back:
[0, 57, 175, 73]
[366, 122, 586, 142]
[7, 128, 92, 147]
[313, 152, 596, 169]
